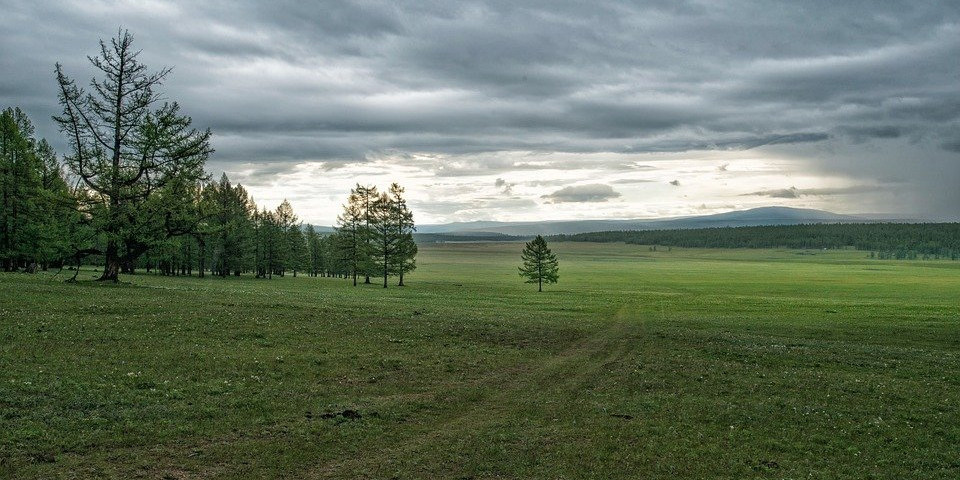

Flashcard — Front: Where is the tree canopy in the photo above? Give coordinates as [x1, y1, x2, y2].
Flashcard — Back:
[0, 29, 420, 286]
[54, 29, 212, 281]
[519, 235, 559, 292]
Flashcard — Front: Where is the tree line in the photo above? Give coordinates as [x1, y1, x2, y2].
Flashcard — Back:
[0, 107, 84, 273]
[0, 30, 417, 285]
[552, 223, 960, 259]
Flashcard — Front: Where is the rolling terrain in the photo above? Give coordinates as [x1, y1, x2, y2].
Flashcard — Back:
[415, 206, 917, 236]
[2, 243, 959, 478]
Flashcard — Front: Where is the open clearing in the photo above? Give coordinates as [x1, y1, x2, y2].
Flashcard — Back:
[2, 242, 959, 478]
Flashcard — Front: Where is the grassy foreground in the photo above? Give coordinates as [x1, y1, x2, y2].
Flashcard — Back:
[1, 243, 959, 478]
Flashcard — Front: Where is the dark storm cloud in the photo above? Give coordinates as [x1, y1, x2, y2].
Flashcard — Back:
[0, 0, 958, 217]
[837, 125, 903, 142]
[542, 184, 621, 203]
[943, 140, 960, 154]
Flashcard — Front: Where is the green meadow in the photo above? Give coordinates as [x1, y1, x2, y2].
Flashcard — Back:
[2, 242, 959, 478]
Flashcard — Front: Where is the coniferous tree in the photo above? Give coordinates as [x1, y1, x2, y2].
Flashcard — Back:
[305, 224, 322, 277]
[370, 192, 396, 288]
[273, 199, 297, 276]
[336, 189, 365, 286]
[53, 29, 212, 281]
[355, 184, 378, 284]
[0, 108, 83, 272]
[321, 233, 343, 278]
[200, 174, 254, 277]
[253, 208, 266, 278]
[519, 235, 559, 292]
[193, 181, 217, 277]
[0, 107, 42, 271]
[288, 223, 306, 277]
[387, 183, 417, 286]
[232, 185, 256, 276]
[261, 208, 280, 279]
[253, 207, 275, 278]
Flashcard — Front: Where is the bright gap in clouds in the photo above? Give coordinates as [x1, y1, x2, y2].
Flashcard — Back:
[2, 1, 957, 224]
[220, 149, 896, 226]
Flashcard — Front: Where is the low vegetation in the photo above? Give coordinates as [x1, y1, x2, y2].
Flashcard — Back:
[2, 242, 959, 478]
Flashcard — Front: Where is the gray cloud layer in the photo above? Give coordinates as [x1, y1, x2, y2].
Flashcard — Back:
[746, 185, 886, 199]
[0, 1, 958, 217]
[542, 184, 621, 203]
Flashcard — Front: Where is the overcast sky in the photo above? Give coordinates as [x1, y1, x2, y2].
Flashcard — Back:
[2, 1, 958, 224]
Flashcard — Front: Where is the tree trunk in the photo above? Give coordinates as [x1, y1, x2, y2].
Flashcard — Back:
[1, 159, 8, 272]
[121, 257, 135, 274]
[398, 272, 405, 287]
[99, 240, 120, 282]
[198, 240, 206, 278]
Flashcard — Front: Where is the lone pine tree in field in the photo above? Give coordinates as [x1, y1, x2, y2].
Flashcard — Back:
[519, 235, 558, 292]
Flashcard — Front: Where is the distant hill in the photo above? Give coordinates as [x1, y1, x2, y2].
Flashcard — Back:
[302, 225, 335, 233]
[413, 232, 525, 243]
[416, 207, 910, 237]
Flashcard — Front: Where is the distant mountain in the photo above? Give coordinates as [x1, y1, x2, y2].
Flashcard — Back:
[416, 221, 516, 234]
[413, 231, 523, 243]
[303, 225, 336, 233]
[416, 207, 912, 237]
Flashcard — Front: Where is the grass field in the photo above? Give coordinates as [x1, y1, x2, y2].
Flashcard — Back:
[2, 242, 960, 478]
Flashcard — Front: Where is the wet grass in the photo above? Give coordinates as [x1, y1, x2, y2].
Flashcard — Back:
[1, 243, 959, 478]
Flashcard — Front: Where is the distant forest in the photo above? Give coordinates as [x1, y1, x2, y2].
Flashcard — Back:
[552, 223, 960, 260]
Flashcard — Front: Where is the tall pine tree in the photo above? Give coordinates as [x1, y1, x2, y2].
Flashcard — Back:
[387, 183, 417, 286]
[54, 29, 212, 281]
[519, 235, 559, 292]
[336, 188, 365, 286]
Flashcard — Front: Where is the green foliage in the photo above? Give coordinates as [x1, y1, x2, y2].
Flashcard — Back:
[335, 183, 418, 287]
[335, 187, 366, 285]
[305, 224, 323, 276]
[54, 30, 212, 280]
[388, 183, 417, 286]
[0, 107, 85, 272]
[287, 223, 307, 277]
[519, 235, 559, 291]
[204, 174, 255, 276]
[6, 29, 411, 283]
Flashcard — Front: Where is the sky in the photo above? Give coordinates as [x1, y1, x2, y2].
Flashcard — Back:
[1, 1, 958, 225]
